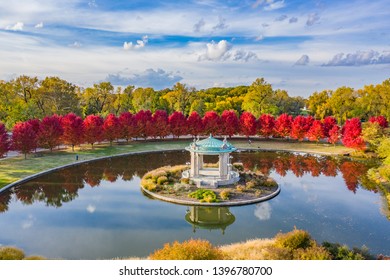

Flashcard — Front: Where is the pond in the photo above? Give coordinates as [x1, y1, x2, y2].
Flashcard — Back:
[0, 150, 389, 259]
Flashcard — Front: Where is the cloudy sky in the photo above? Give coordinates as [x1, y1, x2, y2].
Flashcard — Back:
[0, 0, 389, 97]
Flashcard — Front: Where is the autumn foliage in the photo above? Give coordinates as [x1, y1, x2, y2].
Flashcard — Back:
[37, 115, 63, 151]
[83, 115, 104, 148]
[103, 113, 121, 145]
[119, 112, 135, 142]
[220, 110, 239, 137]
[307, 120, 324, 143]
[342, 118, 365, 149]
[186, 111, 203, 137]
[61, 113, 84, 151]
[168, 111, 187, 138]
[369, 116, 388, 128]
[3, 110, 381, 158]
[257, 114, 275, 138]
[152, 110, 169, 139]
[149, 239, 225, 260]
[202, 111, 220, 136]
[0, 122, 10, 157]
[328, 125, 340, 145]
[11, 122, 38, 159]
[274, 113, 293, 138]
[134, 110, 153, 139]
[239, 111, 256, 138]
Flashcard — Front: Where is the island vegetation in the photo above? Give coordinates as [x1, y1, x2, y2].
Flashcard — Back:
[140, 163, 278, 204]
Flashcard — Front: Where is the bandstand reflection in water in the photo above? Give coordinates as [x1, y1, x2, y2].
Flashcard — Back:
[185, 206, 235, 234]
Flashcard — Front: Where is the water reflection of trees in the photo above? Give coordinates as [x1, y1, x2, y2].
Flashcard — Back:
[234, 152, 377, 194]
[0, 151, 379, 212]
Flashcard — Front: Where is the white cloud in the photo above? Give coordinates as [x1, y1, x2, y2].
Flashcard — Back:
[199, 40, 232, 61]
[295, 54, 310, 66]
[213, 16, 228, 31]
[253, 0, 285, 11]
[21, 214, 35, 229]
[323, 50, 390, 66]
[275, 15, 287, 21]
[35, 22, 44, 28]
[123, 35, 148, 50]
[198, 40, 258, 62]
[193, 18, 205, 32]
[254, 202, 272, 221]
[69, 41, 82, 48]
[105, 68, 183, 89]
[233, 50, 258, 62]
[86, 204, 96, 213]
[289, 17, 298, 23]
[306, 13, 320, 26]
[5, 22, 24, 31]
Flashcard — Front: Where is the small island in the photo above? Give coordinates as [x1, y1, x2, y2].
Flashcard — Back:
[140, 136, 280, 206]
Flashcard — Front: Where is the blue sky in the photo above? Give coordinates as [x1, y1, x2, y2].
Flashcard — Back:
[0, 0, 389, 96]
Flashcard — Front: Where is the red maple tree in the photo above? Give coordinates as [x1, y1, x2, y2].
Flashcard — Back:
[119, 112, 135, 142]
[257, 114, 275, 138]
[369, 116, 388, 128]
[290, 116, 309, 141]
[168, 111, 187, 138]
[203, 111, 221, 136]
[239, 111, 257, 138]
[37, 114, 64, 151]
[83, 115, 104, 148]
[322, 116, 337, 137]
[274, 113, 293, 138]
[27, 118, 40, 135]
[220, 110, 239, 137]
[11, 121, 38, 159]
[307, 120, 324, 143]
[187, 111, 203, 137]
[61, 113, 84, 151]
[342, 118, 365, 149]
[134, 110, 153, 139]
[103, 113, 121, 145]
[152, 110, 169, 139]
[328, 125, 340, 145]
[0, 122, 10, 157]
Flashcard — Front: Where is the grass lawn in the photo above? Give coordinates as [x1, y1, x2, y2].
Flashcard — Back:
[0, 138, 353, 189]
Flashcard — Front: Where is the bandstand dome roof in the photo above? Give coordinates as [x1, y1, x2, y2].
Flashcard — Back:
[185, 135, 236, 154]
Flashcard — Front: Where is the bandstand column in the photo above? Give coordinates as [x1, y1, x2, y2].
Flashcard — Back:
[190, 151, 199, 177]
[219, 153, 228, 179]
[198, 154, 204, 169]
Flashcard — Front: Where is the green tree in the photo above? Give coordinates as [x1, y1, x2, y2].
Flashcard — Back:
[131, 87, 156, 112]
[163, 83, 195, 114]
[38, 76, 81, 116]
[327, 86, 358, 123]
[306, 90, 331, 119]
[242, 78, 277, 117]
[362, 122, 385, 151]
[82, 82, 114, 116]
[356, 81, 390, 120]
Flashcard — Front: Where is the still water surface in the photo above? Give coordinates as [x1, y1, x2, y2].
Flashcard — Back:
[0, 151, 389, 259]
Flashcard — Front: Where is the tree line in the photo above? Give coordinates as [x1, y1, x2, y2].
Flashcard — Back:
[0, 110, 388, 159]
[1, 76, 389, 129]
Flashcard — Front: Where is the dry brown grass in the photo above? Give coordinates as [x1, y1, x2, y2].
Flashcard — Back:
[219, 238, 275, 260]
